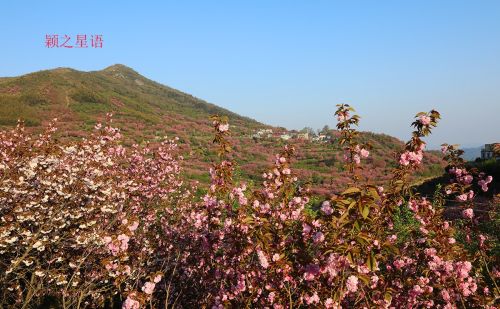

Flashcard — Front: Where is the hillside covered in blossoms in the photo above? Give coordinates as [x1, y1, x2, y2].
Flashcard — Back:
[0, 66, 445, 195]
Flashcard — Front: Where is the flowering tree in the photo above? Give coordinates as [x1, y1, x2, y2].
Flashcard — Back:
[0, 115, 190, 307]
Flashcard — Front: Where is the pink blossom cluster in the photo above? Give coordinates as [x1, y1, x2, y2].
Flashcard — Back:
[347, 144, 370, 164]
[399, 147, 424, 166]
[385, 195, 489, 307]
[336, 110, 349, 122]
[478, 174, 493, 192]
[419, 114, 431, 125]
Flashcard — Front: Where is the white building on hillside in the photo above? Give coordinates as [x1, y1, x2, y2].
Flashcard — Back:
[280, 134, 291, 141]
[254, 129, 273, 138]
[297, 132, 309, 140]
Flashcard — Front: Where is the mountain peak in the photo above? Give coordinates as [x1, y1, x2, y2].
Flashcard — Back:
[102, 64, 137, 74]
[100, 64, 144, 82]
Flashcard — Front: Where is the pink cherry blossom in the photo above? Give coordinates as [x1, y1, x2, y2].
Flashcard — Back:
[443, 221, 450, 229]
[128, 221, 139, 232]
[117, 234, 130, 251]
[321, 201, 333, 215]
[305, 292, 320, 305]
[441, 289, 450, 301]
[218, 123, 229, 132]
[462, 208, 474, 219]
[457, 194, 468, 202]
[142, 281, 156, 294]
[122, 296, 140, 309]
[360, 148, 369, 158]
[463, 175, 473, 184]
[313, 231, 325, 243]
[346, 275, 358, 293]
[419, 115, 431, 125]
[399, 152, 410, 166]
[353, 154, 361, 165]
[257, 250, 269, 269]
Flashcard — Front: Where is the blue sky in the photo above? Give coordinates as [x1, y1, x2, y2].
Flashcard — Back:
[1, 1, 499, 148]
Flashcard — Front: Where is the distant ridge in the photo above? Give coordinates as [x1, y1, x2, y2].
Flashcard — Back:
[462, 147, 482, 161]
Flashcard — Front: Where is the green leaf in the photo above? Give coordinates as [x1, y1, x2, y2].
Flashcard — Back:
[342, 187, 361, 195]
[358, 274, 370, 285]
[338, 210, 349, 223]
[347, 252, 353, 264]
[366, 187, 379, 199]
[242, 217, 254, 224]
[338, 199, 352, 205]
[366, 252, 377, 271]
[353, 220, 360, 231]
[362, 206, 370, 219]
[384, 292, 392, 303]
[384, 243, 400, 255]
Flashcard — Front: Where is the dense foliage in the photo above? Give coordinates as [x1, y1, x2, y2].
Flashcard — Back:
[0, 107, 498, 308]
